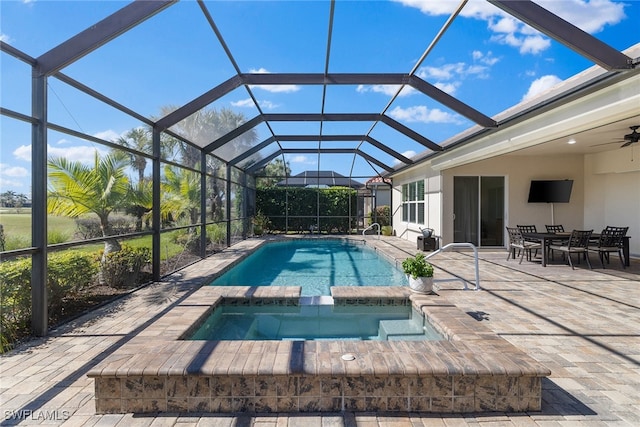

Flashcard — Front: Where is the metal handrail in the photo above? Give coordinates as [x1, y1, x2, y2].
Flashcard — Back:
[362, 223, 381, 239]
[425, 242, 481, 291]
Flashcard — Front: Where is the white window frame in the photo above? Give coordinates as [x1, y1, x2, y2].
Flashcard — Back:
[402, 180, 425, 225]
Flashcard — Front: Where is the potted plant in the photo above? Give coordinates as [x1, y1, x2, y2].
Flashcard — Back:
[402, 252, 434, 294]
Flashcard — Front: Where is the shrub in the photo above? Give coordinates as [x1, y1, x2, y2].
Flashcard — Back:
[101, 244, 151, 289]
[75, 217, 102, 239]
[207, 223, 226, 245]
[0, 251, 99, 353]
[47, 251, 100, 311]
[3, 235, 30, 251]
[372, 205, 391, 227]
[0, 257, 31, 352]
[75, 215, 135, 240]
[48, 229, 70, 244]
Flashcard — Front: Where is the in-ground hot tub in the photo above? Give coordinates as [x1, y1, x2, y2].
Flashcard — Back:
[188, 299, 444, 341]
[88, 285, 550, 414]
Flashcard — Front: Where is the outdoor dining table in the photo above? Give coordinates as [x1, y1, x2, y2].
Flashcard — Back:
[521, 232, 631, 267]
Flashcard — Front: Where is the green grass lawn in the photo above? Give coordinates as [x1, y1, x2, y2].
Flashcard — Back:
[0, 211, 187, 259]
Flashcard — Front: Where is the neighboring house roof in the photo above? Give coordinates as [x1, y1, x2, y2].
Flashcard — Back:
[277, 171, 364, 189]
[365, 176, 392, 187]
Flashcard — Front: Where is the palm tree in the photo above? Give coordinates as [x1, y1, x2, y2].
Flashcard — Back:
[159, 106, 258, 168]
[159, 165, 200, 227]
[158, 106, 259, 222]
[115, 127, 151, 183]
[47, 152, 131, 259]
[113, 127, 152, 231]
[255, 158, 291, 188]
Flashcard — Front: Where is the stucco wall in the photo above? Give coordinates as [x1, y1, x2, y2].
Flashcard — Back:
[392, 154, 586, 248]
[584, 149, 640, 257]
[441, 154, 585, 246]
[392, 166, 441, 244]
[392, 150, 639, 258]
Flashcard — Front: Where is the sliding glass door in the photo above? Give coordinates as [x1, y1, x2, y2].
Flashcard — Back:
[454, 176, 504, 247]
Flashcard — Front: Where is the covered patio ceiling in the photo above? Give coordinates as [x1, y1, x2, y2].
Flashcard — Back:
[3, 0, 638, 179]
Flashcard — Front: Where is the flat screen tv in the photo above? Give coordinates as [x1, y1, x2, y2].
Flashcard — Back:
[527, 180, 573, 203]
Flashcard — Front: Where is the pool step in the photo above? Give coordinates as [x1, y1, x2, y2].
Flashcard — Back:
[378, 318, 424, 340]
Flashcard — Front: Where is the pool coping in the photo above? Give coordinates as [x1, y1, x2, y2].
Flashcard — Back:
[87, 236, 551, 414]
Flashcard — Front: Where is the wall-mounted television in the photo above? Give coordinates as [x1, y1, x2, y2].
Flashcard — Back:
[527, 180, 573, 203]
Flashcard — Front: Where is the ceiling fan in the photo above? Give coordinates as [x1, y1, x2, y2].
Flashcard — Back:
[591, 125, 640, 148]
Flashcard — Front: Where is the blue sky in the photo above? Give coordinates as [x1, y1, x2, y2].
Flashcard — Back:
[1, 0, 639, 196]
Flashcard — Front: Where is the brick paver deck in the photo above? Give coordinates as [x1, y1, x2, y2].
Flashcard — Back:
[1, 236, 639, 426]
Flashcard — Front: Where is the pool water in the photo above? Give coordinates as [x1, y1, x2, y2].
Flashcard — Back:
[210, 239, 408, 296]
[189, 304, 444, 341]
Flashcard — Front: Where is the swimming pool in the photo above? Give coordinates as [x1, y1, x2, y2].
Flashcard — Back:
[211, 239, 408, 296]
[189, 303, 444, 341]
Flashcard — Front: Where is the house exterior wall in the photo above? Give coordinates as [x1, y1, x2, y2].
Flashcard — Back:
[392, 150, 639, 258]
[441, 154, 584, 246]
[391, 166, 442, 245]
[584, 149, 640, 257]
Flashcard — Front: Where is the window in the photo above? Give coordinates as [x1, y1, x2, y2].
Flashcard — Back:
[402, 180, 424, 224]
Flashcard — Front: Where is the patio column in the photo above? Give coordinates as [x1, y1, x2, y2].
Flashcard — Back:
[152, 129, 161, 281]
[200, 151, 207, 258]
[31, 70, 47, 336]
[226, 166, 231, 247]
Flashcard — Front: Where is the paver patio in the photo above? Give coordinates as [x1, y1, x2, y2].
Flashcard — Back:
[1, 236, 639, 426]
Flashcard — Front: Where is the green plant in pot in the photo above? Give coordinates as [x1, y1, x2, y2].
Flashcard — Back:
[402, 252, 434, 294]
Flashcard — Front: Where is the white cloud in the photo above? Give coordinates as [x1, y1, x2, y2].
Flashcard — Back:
[94, 129, 121, 142]
[232, 98, 279, 110]
[394, 0, 627, 55]
[258, 100, 279, 110]
[389, 105, 462, 124]
[415, 56, 494, 94]
[231, 98, 255, 108]
[13, 144, 108, 163]
[521, 75, 562, 101]
[13, 145, 31, 162]
[356, 84, 416, 97]
[538, 0, 626, 33]
[0, 164, 29, 178]
[433, 82, 459, 95]
[249, 68, 300, 93]
[289, 155, 316, 165]
[472, 50, 499, 66]
[0, 177, 26, 191]
[393, 150, 417, 165]
[0, 33, 11, 43]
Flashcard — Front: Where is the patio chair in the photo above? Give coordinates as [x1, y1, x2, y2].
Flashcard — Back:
[548, 229, 593, 270]
[506, 227, 542, 264]
[545, 224, 566, 260]
[588, 226, 628, 269]
[545, 224, 565, 233]
[517, 224, 539, 257]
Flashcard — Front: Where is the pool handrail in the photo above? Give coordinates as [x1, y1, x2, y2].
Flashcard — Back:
[424, 242, 481, 291]
[362, 222, 381, 239]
